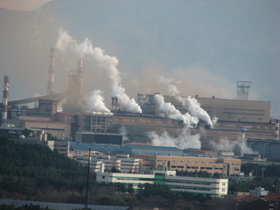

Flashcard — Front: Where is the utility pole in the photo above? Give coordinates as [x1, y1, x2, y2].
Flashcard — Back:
[85, 148, 91, 209]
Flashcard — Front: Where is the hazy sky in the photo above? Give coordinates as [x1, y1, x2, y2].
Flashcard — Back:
[0, 0, 279, 119]
[0, 0, 53, 11]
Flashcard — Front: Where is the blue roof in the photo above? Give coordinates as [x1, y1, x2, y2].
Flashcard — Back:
[127, 144, 182, 150]
[70, 142, 123, 153]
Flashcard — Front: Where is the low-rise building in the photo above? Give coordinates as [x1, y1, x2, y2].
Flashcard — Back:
[250, 187, 268, 197]
[134, 154, 241, 176]
[96, 170, 228, 197]
[74, 153, 140, 173]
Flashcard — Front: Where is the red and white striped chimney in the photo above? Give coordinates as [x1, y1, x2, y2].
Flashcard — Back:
[2, 76, 9, 120]
[275, 119, 279, 139]
[47, 48, 55, 95]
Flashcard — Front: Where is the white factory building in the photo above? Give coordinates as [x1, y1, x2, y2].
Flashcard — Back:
[96, 170, 228, 197]
[75, 153, 140, 173]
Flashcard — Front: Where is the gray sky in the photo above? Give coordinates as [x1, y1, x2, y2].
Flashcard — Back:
[0, 0, 279, 119]
[0, 0, 52, 11]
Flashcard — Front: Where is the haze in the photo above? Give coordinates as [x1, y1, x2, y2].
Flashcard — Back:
[0, 0, 279, 119]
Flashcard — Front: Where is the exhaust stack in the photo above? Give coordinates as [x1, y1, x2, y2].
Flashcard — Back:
[275, 119, 279, 139]
[77, 59, 83, 96]
[47, 48, 55, 95]
[2, 76, 9, 120]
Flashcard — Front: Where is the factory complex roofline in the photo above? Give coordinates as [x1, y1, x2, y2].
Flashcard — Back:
[124, 144, 182, 150]
[0, 92, 66, 106]
[138, 92, 271, 102]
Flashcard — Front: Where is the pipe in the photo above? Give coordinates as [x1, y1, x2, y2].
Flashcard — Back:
[47, 48, 55, 95]
[275, 119, 279, 139]
[2, 76, 9, 120]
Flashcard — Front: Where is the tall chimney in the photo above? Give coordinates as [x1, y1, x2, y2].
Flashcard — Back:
[77, 59, 83, 96]
[275, 119, 279, 139]
[239, 128, 246, 157]
[2, 76, 9, 120]
[47, 48, 55, 95]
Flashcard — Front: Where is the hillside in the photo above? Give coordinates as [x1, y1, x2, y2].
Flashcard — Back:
[0, 136, 95, 202]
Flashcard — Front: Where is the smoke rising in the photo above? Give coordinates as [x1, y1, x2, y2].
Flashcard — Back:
[147, 127, 201, 149]
[156, 75, 216, 127]
[55, 29, 142, 114]
[155, 94, 199, 127]
[210, 136, 257, 155]
[119, 125, 129, 143]
[87, 90, 110, 112]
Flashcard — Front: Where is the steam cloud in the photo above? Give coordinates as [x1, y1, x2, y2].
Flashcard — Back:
[55, 29, 142, 114]
[119, 125, 129, 143]
[210, 136, 257, 155]
[147, 127, 201, 149]
[155, 94, 199, 127]
[87, 90, 110, 112]
[157, 76, 217, 127]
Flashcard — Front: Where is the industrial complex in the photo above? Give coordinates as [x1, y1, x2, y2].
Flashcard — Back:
[0, 48, 279, 196]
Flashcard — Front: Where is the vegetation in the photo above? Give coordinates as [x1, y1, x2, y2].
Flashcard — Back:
[241, 163, 280, 178]
[0, 204, 49, 210]
[1, 136, 280, 209]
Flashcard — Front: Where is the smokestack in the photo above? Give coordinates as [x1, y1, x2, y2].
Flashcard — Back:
[47, 48, 55, 95]
[77, 59, 83, 96]
[275, 119, 279, 139]
[2, 76, 9, 120]
[239, 128, 246, 157]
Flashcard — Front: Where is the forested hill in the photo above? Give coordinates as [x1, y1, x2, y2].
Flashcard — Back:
[0, 136, 95, 202]
[0, 137, 213, 209]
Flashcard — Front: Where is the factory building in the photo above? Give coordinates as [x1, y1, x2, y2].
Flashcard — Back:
[96, 170, 228, 197]
[247, 138, 280, 160]
[2, 116, 71, 139]
[134, 154, 241, 176]
[137, 93, 271, 123]
[73, 152, 140, 173]
[75, 132, 123, 144]
[122, 144, 183, 156]
[0, 49, 278, 153]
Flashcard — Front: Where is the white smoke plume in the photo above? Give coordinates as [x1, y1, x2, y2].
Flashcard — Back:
[119, 125, 129, 143]
[147, 127, 201, 149]
[137, 94, 149, 106]
[156, 75, 215, 127]
[210, 137, 257, 155]
[55, 29, 142, 114]
[210, 138, 237, 152]
[155, 94, 199, 127]
[87, 90, 110, 112]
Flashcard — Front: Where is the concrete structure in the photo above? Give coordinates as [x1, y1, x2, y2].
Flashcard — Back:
[2, 116, 71, 139]
[96, 170, 228, 197]
[2, 76, 9, 120]
[236, 81, 252, 100]
[47, 48, 55, 95]
[137, 93, 271, 123]
[247, 138, 280, 160]
[134, 154, 241, 176]
[75, 132, 123, 144]
[250, 187, 268, 197]
[62, 60, 85, 113]
[73, 112, 116, 133]
[26, 99, 58, 117]
[70, 142, 124, 154]
[275, 119, 279, 139]
[39, 140, 70, 155]
[123, 144, 183, 156]
[75, 153, 140, 173]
